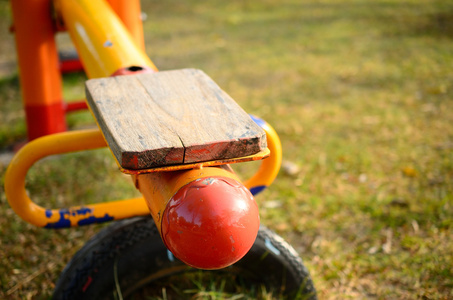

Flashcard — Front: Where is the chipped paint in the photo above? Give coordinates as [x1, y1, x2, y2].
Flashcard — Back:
[103, 40, 113, 47]
[250, 185, 266, 196]
[77, 214, 114, 226]
[74, 207, 93, 215]
[44, 207, 112, 228]
[201, 177, 215, 185]
[44, 210, 71, 228]
[230, 235, 235, 243]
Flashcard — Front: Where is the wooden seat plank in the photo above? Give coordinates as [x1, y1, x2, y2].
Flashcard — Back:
[85, 68, 266, 170]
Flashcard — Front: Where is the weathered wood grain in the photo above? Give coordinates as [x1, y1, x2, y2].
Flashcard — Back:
[85, 68, 266, 170]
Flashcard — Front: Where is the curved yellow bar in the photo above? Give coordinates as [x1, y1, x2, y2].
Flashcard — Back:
[4, 129, 149, 228]
[4, 122, 280, 228]
[54, 0, 157, 78]
[244, 116, 282, 195]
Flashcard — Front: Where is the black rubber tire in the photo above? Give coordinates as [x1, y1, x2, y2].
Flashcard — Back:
[53, 217, 317, 300]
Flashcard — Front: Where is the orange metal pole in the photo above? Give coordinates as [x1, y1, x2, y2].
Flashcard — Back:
[10, 0, 66, 140]
[107, 0, 146, 51]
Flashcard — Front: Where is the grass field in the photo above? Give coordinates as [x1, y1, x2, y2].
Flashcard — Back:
[1, 0, 453, 299]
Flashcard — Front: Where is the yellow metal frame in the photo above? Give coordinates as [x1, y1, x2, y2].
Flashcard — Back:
[4, 122, 281, 228]
[53, 0, 157, 78]
[4, 0, 283, 228]
[4, 130, 149, 228]
[244, 116, 282, 195]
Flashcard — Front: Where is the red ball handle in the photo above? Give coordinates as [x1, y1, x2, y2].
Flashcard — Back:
[161, 176, 260, 270]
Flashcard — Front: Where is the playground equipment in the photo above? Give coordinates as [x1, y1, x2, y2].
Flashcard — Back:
[5, 0, 317, 298]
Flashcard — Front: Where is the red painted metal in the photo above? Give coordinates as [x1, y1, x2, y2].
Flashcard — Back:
[24, 103, 66, 140]
[64, 101, 88, 113]
[10, 0, 66, 140]
[10, 0, 149, 140]
[59, 58, 84, 74]
[161, 176, 260, 270]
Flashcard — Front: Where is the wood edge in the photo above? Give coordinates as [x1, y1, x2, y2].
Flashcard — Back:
[120, 147, 185, 170]
[85, 79, 128, 168]
[119, 148, 271, 175]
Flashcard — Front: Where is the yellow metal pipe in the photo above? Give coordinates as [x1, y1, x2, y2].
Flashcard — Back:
[4, 122, 281, 228]
[244, 117, 282, 195]
[3, 128, 257, 229]
[6, 0, 282, 231]
[53, 0, 157, 78]
[4, 129, 149, 228]
[134, 166, 242, 232]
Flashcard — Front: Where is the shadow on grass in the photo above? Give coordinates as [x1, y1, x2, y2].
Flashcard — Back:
[413, 9, 453, 39]
[0, 73, 19, 89]
[0, 73, 26, 149]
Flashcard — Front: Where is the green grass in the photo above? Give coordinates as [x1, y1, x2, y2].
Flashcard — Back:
[123, 270, 284, 300]
[1, 0, 453, 299]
